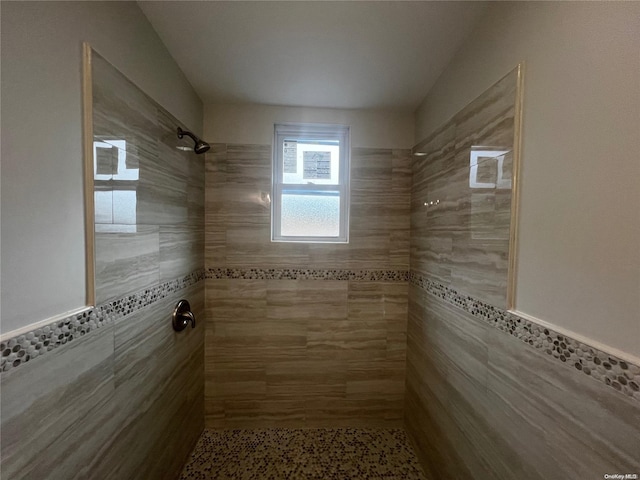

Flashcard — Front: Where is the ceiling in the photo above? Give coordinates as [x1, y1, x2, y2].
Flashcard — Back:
[138, 1, 487, 111]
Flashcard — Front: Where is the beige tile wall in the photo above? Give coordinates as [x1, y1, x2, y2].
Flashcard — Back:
[92, 51, 205, 304]
[410, 68, 516, 309]
[406, 285, 640, 479]
[204, 144, 411, 427]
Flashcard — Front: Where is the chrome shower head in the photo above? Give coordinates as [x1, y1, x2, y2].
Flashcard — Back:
[177, 127, 210, 154]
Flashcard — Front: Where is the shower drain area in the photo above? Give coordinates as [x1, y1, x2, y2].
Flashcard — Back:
[179, 428, 427, 480]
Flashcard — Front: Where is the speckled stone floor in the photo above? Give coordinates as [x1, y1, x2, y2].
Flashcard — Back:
[179, 428, 428, 480]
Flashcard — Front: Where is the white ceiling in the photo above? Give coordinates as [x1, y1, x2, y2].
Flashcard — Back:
[138, 1, 487, 110]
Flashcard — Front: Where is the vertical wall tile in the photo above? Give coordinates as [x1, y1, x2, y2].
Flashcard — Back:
[204, 274, 407, 427]
[410, 69, 516, 307]
[95, 226, 160, 303]
[159, 225, 204, 281]
[206, 145, 411, 270]
[204, 138, 411, 426]
[93, 54, 159, 165]
[94, 285, 204, 480]
[406, 69, 520, 477]
[407, 292, 640, 480]
[454, 68, 517, 155]
[484, 325, 640, 477]
[0, 326, 117, 480]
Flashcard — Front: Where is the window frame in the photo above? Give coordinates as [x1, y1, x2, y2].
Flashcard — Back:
[271, 122, 350, 243]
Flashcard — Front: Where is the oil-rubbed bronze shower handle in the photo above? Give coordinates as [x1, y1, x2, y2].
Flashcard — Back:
[172, 299, 196, 331]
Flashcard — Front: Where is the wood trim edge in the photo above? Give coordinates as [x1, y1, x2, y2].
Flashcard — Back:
[507, 62, 525, 310]
[82, 42, 96, 307]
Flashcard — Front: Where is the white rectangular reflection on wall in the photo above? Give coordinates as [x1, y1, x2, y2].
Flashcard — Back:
[94, 190, 113, 224]
[93, 139, 138, 233]
[113, 190, 137, 224]
[469, 148, 511, 189]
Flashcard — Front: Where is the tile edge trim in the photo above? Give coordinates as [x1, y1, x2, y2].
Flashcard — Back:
[409, 271, 640, 402]
[0, 269, 206, 374]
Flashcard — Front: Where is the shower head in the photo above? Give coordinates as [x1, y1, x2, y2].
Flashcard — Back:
[177, 127, 210, 154]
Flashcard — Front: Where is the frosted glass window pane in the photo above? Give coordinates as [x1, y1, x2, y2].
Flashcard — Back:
[281, 192, 340, 237]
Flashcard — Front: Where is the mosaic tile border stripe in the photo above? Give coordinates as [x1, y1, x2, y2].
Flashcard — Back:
[0, 269, 206, 374]
[409, 271, 640, 401]
[206, 267, 409, 282]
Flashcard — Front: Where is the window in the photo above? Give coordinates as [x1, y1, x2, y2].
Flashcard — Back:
[272, 123, 350, 243]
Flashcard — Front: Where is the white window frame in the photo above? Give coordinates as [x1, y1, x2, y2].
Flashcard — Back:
[272, 123, 350, 243]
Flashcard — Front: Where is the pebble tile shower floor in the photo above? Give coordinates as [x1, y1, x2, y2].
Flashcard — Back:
[179, 428, 427, 480]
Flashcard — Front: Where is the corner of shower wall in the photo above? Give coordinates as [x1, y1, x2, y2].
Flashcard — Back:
[0, 51, 206, 480]
[405, 67, 640, 479]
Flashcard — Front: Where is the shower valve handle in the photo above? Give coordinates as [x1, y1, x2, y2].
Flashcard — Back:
[172, 300, 196, 331]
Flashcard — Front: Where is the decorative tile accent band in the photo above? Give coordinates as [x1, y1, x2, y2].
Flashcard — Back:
[206, 267, 409, 282]
[409, 271, 640, 401]
[0, 269, 206, 374]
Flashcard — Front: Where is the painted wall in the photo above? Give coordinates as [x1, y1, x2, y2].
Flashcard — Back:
[204, 104, 414, 148]
[1, 1, 203, 334]
[414, 1, 640, 360]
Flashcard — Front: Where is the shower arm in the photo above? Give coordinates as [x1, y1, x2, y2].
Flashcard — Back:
[177, 126, 210, 154]
[177, 127, 197, 142]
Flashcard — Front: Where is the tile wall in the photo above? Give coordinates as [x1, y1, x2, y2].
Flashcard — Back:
[204, 145, 411, 427]
[410, 68, 515, 309]
[0, 52, 205, 480]
[405, 68, 640, 478]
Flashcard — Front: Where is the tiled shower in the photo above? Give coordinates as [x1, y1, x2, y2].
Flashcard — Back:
[2, 20, 640, 480]
[204, 145, 411, 429]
